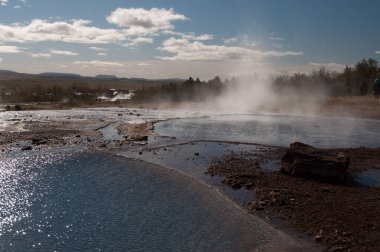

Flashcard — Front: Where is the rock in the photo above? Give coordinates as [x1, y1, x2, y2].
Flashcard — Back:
[328, 246, 344, 252]
[314, 235, 323, 242]
[21, 146, 32, 151]
[246, 182, 254, 189]
[281, 142, 349, 179]
[321, 187, 333, 193]
[194, 152, 200, 156]
[125, 135, 148, 141]
[31, 138, 47, 145]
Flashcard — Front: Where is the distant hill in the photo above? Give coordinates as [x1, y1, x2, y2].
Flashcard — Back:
[0, 70, 18, 76]
[0, 70, 31, 78]
[94, 74, 118, 80]
[39, 72, 82, 78]
[0, 69, 184, 83]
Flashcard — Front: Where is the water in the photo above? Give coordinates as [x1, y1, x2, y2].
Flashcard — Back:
[3, 107, 379, 250]
[0, 150, 310, 251]
[3, 108, 380, 148]
[155, 114, 380, 148]
[121, 141, 277, 204]
[98, 123, 125, 141]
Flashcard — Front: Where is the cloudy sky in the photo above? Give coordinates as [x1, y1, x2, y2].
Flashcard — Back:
[0, 0, 379, 78]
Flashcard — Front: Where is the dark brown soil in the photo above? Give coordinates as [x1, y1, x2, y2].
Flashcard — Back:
[208, 148, 380, 252]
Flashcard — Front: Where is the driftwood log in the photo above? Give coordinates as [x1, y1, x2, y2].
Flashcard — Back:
[281, 142, 350, 179]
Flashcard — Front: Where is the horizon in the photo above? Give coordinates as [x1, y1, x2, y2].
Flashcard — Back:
[0, 0, 379, 79]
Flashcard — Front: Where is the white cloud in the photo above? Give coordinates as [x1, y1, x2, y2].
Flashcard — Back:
[0, 57, 2, 62]
[74, 60, 123, 67]
[158, 37, 303, 61]
[50, 50, 78, 56]
[89, 46, 108, 51]
[375, 51, 380, 54]
[0, 19, 126, 44]
[106, 8, 187, 35]
[137, 63, 151, 66]
[1, 0, 8, 6]
[309, 62, 348, 72]
[165, 31, 214, 41]
[0, 45, 22, 53]
[268, 36, 285, 41]
[0, 7, 188, 47]
[122, 37, 153, 48]
[195, 34, 214, 41]
[30, 53, 51, 58]
[223, 37, 238, 44]
[97, 52, 107, 56]
[14, 5, 20, 9]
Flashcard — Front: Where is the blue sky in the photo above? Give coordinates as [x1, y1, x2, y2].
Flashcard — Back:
[0, 0, 379, 78]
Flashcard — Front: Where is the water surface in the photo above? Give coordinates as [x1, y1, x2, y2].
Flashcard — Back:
[0, 150, 309, 251]
[156, 114, 380, 148]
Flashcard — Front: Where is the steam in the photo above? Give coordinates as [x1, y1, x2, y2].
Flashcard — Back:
[213, 61, 329, 116]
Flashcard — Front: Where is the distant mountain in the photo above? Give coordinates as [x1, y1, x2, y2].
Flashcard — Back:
[94, 74, 118, 80]
[0, 70, 27, 77]
[0, 70, 18, 75]
[0, 69, 184, 83]
[39, 72, 82, 78]
[125, 77, 184, 83]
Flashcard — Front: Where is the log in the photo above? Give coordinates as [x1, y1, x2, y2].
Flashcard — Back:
[281, 142, 349, 179]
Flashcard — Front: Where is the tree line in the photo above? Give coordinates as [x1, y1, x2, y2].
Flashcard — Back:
[1, 57, 379, 105]
[273, 58, 380, 96]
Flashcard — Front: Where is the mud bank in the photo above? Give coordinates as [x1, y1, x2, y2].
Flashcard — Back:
[208, 147, 380, 251]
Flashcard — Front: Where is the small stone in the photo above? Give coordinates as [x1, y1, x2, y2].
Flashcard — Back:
[321, 187, 331, 193]
[246, 182, 254, 189]
[21, 146, 32, 151]
[329, 246, 343, 252]
[194, 152, 200, 156]
[231, 182, 241, 189]
[314, 235, 323, 242]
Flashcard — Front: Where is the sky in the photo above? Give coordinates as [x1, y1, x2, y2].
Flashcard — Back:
[0, 0, 379, 79]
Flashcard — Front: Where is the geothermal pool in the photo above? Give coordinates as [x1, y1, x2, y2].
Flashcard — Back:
[155, 113, 380, 148]
[1, 107, 380, 251]
[0, 150, 312, 251]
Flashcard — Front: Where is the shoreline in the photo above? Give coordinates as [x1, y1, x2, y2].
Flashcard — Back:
[207, 147, 380, 251]
[1, 108, 380, 251]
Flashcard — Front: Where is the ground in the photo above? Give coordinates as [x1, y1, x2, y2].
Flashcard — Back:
[208, 147, 380, 252]
[1, 100, 380, 251]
